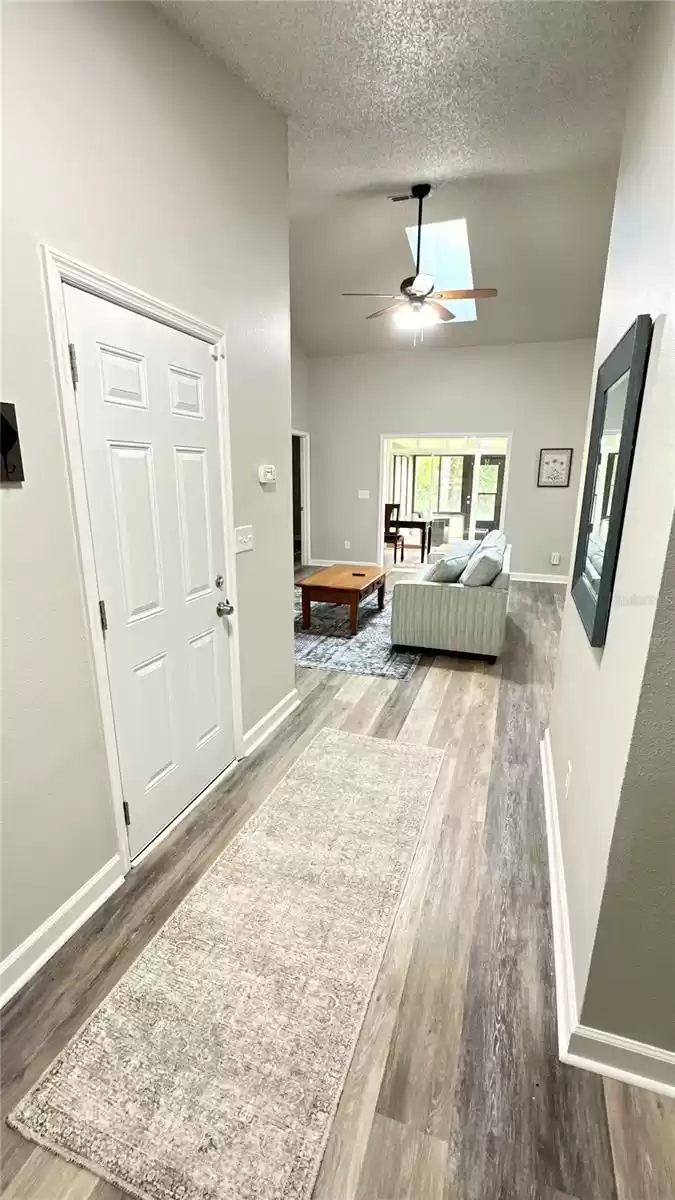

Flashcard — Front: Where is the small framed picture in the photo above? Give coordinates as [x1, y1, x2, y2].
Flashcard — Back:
[538, 447, 573, 488]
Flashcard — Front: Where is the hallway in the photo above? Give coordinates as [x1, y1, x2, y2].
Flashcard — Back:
[3, 583, 673, 1199]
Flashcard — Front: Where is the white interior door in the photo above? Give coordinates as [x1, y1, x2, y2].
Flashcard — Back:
[64, 285, 236, 858]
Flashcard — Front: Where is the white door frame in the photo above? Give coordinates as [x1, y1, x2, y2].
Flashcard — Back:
[42, 246, 244, 873]
[291, 428, 311, 565]
[378, 431, 513, 566]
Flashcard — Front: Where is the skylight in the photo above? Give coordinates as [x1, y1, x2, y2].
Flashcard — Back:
[405, 218, 477, 323]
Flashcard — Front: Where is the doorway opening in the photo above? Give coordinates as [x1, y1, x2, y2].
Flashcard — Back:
[292, 429, 311, 575]
[379, 434, 510, 568]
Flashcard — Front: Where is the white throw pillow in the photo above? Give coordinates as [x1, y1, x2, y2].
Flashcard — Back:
[460, 531, 507, 587]
[425, 540, 479, 583]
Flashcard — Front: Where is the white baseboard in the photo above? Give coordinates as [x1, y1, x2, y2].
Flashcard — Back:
[0, 855, 124, 1009]
[512, 572, 569, 584]
[309, 559, 380, 568]
[540, 729, 675, 1098]
[566, 1024, 675, 1095]
[242, 687, 300, 757]
[1, 692, 299, 1009]
[540, 729, 578, 1052]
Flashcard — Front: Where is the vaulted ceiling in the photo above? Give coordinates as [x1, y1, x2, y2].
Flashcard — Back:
[160, 1, 644, 355]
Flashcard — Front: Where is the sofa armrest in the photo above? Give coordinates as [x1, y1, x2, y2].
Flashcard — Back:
[391, 577, 508, 656]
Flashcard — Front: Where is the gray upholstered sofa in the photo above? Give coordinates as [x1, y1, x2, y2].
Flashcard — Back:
[390, 541, 511, 659]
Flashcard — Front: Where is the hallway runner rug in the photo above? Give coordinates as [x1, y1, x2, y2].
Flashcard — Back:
[10, 728, 444, 1200]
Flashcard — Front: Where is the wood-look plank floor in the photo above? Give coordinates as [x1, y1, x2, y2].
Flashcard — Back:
[2, 584, 674, 1200]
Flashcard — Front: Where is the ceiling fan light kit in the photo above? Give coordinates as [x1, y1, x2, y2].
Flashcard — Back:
[342, 182, 498, 340]
[394, 304, 441, 330]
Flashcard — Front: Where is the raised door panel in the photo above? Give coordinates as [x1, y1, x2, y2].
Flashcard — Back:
[100, 346, 148, 410]
[131, 652, 178, 793]
[169, 365, 203, 418]
[175, 448, 212, 602]
[188, 628, 221, 750]
[109, 442, 163, 622]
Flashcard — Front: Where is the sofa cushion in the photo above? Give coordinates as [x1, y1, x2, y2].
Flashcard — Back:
[424, 540, 478, 583]
[460, 530, 507, 587]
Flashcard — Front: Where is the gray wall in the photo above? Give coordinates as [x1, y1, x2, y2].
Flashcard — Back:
[307, 340, 594, 576]
[1, 1, 295, 958]
[291, 339, 309, 430]
[581, 511, 675, 1049]
[548, 0, 675, 1041]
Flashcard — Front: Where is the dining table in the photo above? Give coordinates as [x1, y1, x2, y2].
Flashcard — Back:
[393, 516, 433, 563]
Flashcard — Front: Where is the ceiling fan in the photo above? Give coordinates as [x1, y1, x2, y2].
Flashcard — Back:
[342, 183, 498, 329]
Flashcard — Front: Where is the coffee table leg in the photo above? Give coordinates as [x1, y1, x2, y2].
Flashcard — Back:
[378, 579, 385, 610]
[420, 529, 425, 563]
[301, 590, 311, 629]
[350, 595, 359, 635]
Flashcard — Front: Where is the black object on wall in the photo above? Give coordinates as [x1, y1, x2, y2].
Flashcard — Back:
[571, 315, 653, 648]
[1, 403, 25, 482]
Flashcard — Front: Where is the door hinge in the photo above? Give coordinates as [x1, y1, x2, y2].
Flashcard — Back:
[68, 342, 79, 388]
[98, 598, 108, 633]
[122, 800, 131, 826]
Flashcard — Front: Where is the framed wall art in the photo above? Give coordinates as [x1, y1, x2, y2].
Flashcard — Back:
[537, 447, 573, 488]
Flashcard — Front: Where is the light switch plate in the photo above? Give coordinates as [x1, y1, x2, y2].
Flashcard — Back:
[258, 464, 276, 483]
[235, 525, 254, 554]
[358, 489, 370, 500]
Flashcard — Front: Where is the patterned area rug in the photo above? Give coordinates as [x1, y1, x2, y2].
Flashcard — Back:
[10, 729, 444, 1200]
[294, 588, 420, 679]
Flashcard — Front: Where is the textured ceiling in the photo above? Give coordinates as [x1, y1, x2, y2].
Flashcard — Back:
[159, 1, 644, 354]
[291, 165, 617, 355]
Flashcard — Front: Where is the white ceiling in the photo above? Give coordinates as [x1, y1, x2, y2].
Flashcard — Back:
[160, 1, 644, 355]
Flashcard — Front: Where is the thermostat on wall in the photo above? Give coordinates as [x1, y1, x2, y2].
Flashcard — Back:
[258, 464, 276, 483]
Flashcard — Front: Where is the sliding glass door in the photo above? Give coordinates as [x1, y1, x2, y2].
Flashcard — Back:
[474, 455, 505, 538]
[438, 455, 474, 539]
[390, 451, 506, 541]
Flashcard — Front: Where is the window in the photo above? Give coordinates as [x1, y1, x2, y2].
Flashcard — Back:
[388, 441, 507, 547]
[391, 452, 474, 539]
[601, 452, 618, 520]
[413, 455, 439, 513]
[404, 218, 477, 323]
[475, 456, 505, 534]
[439, 456, 464, 512]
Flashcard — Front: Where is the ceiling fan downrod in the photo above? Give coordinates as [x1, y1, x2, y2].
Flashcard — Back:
[410, 182, 431, 276]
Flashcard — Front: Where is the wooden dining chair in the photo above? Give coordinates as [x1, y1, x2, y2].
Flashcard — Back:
[384, 503, 405, 564]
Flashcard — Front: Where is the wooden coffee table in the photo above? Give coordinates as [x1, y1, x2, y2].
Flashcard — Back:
[299, 564, 389, 635]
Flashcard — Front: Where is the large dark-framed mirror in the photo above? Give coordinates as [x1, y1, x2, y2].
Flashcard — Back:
[572, 315, 652, 648]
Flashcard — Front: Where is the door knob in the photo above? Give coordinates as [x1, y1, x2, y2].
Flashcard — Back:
[216, 600, 234, 617]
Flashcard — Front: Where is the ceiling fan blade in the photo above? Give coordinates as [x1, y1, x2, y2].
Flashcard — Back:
[432, 288, 498, 300]
[342, 292, 400, 299]
[366, 302, 406, 320]
[427, 301, 455, 322]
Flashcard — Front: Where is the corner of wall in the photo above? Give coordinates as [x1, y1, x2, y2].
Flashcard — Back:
[540, 729, 675, 1098]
